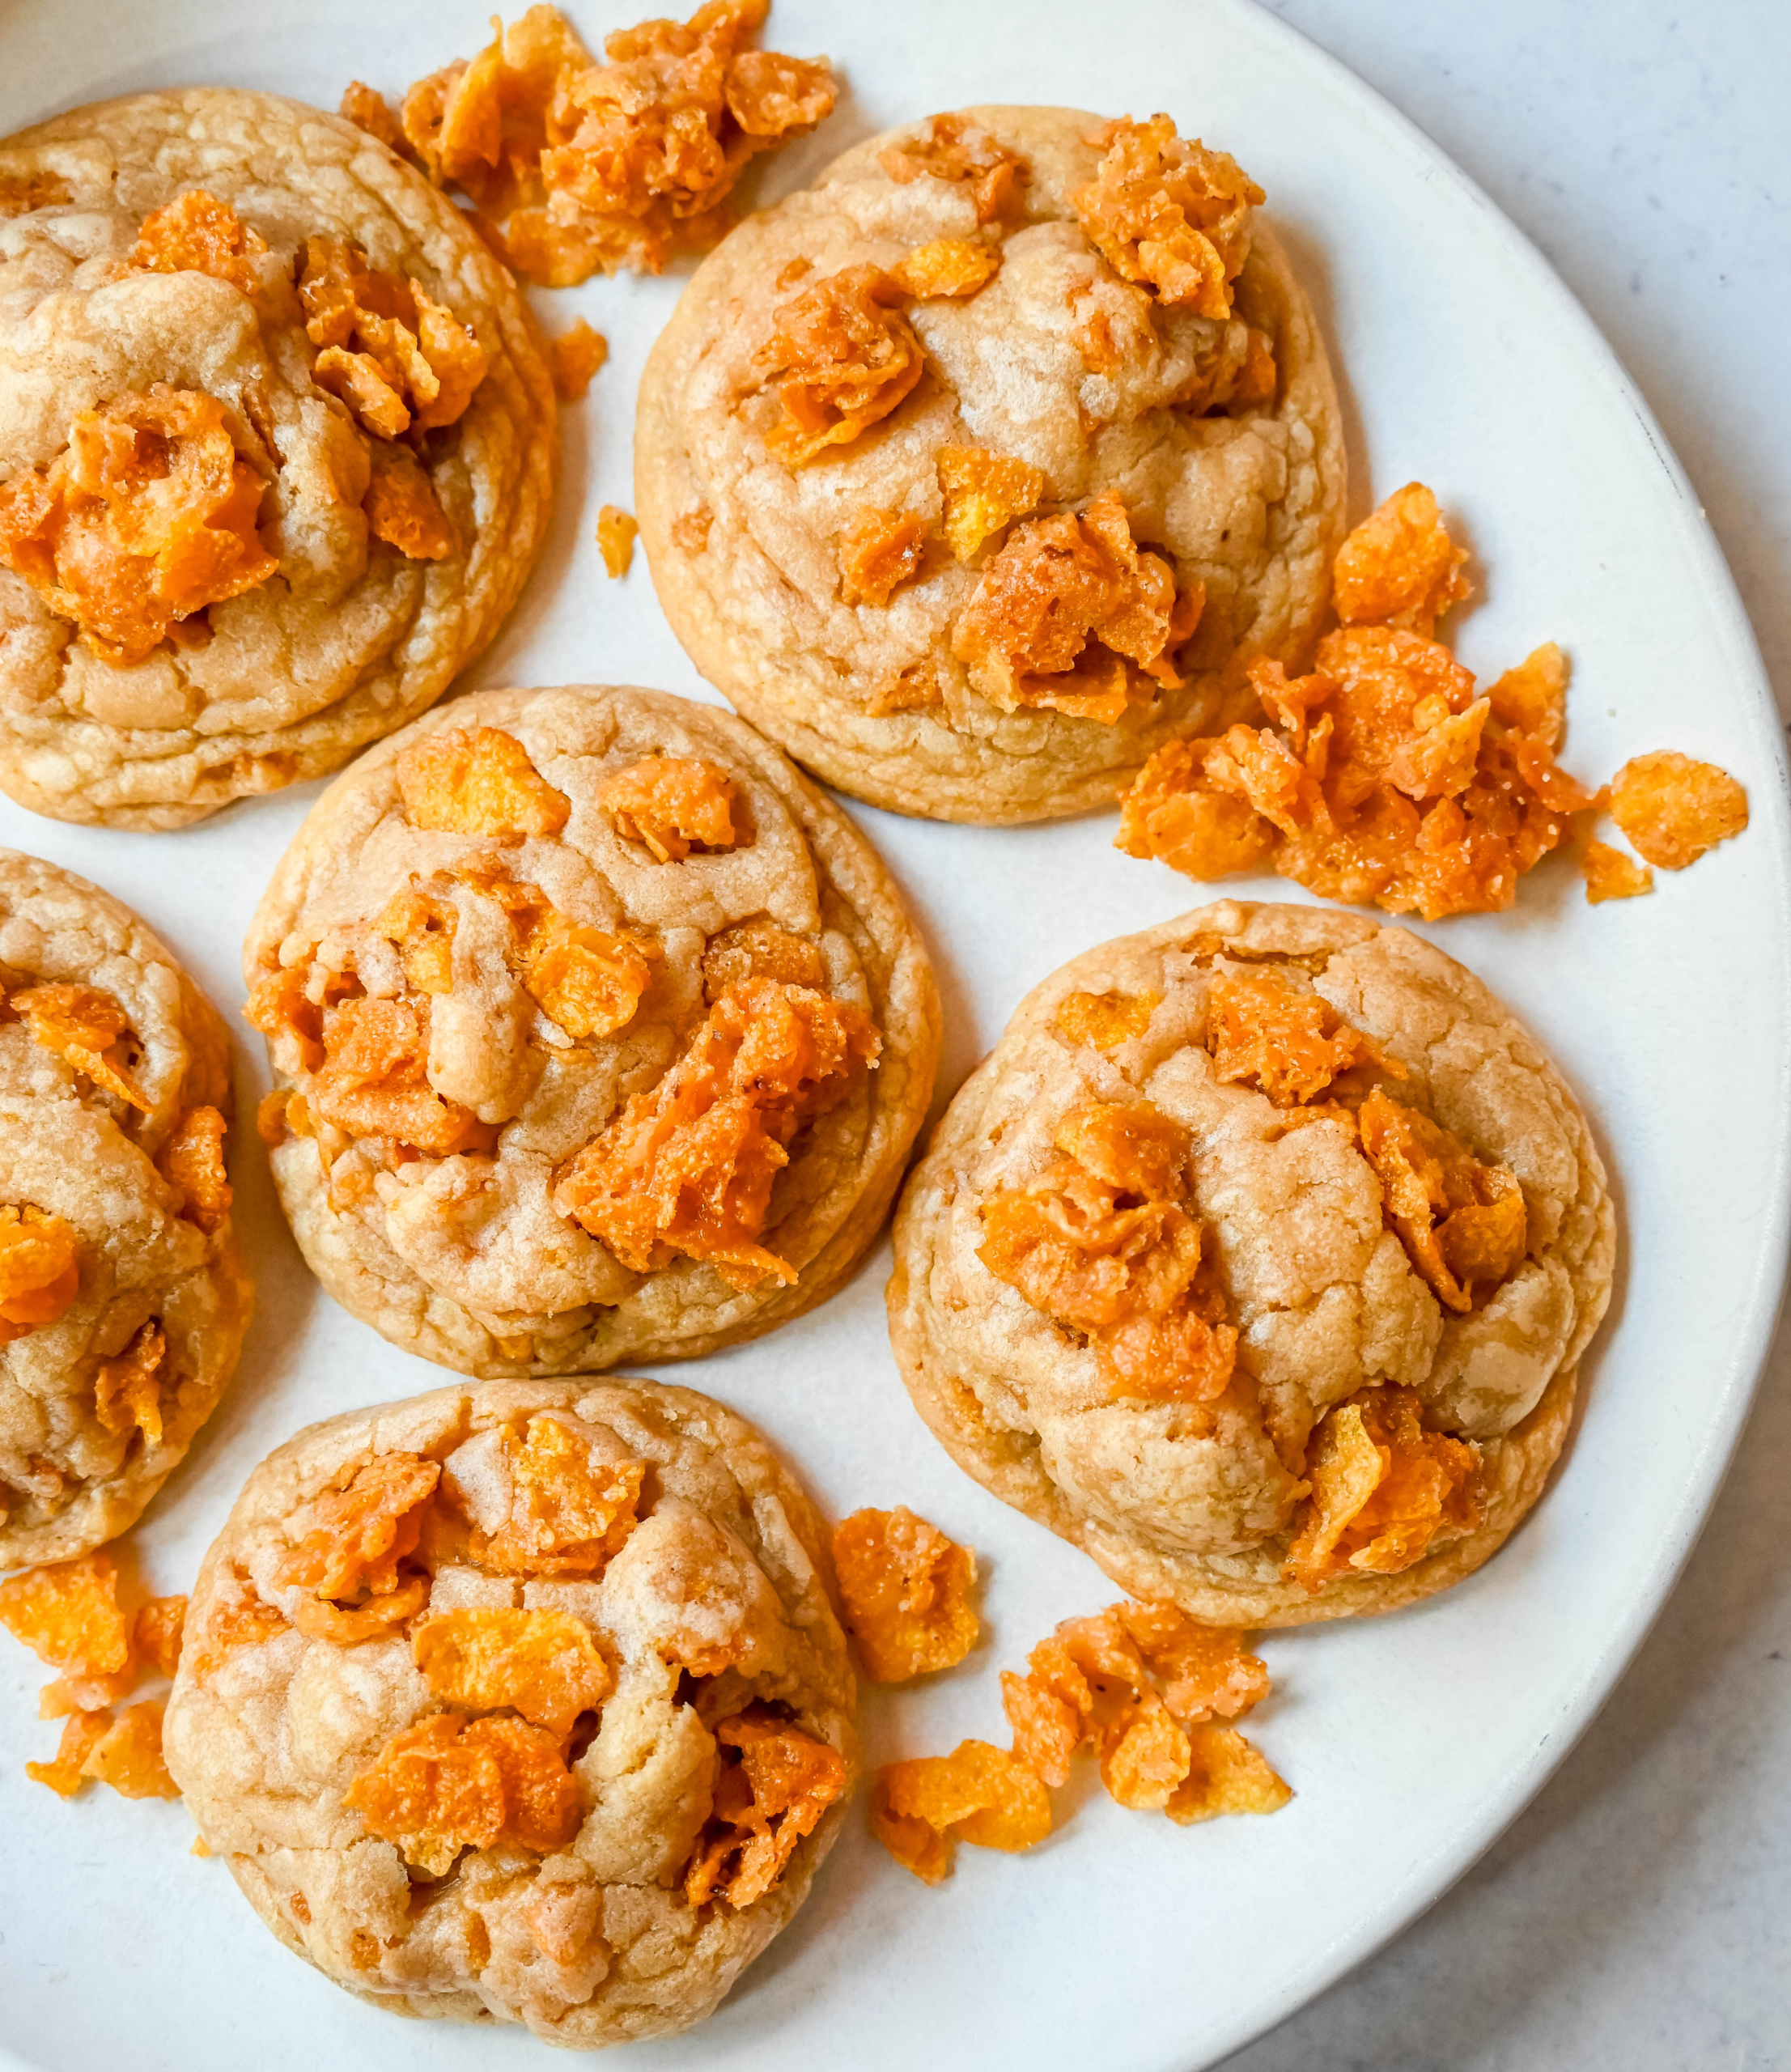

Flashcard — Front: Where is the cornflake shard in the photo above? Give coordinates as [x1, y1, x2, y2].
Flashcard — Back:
[299, 236, 490, 439]
[1609, 750, 1749, 870]
[1356, 1088, 1527, 1312]
[276, 1451, 441, 1603]
[464, 1416, 646, 1577]
[596, 503, 638, 577]
[753, 264, 924, 466]
[129, 189, 269, 294]
[879, 114, 1027, 226]
[397, 724, 571, 838]
[1332, 481, 1471, 637]
[1053, 987, 1161, 1051]
[8, 982, 150, 1110]
[412, 1606, 613, 1736]
[871, 1739, 1050, 1885]
[936, 446, 1046, 565]
[25, 1708, 111, 1797]
[684, 1709, 848, 1909]
[832, 1506, 978, 1683]
[700, 918, 825, 1004]
[155, 1106, 232, 1233]
[598, 754, 736, 861]
[363, 442, 453, 562]
[549, 318, 608, 400]
[79, 1699, 180, 1799]
[0, 1204, 81, 1341]
[0, 1552, 134, 1675]
[94, 1318, 168, 1446]
[308, 993, 494, 1157]
[345, 1709, 580, 1876]
[1581, 839, 1653, 904]
[888, 237, 1001, 300]
[1203, 966, 1381, 1108]
[838, 507, 927, 607]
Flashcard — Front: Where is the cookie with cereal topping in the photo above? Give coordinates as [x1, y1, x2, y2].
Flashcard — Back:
[162, 1374, 856, 2045]
[887, 901, 1613, 1625]
[0, 849, 253, 1568]
[244, 683, 940, 1375]
[0, 88, 554, 830]
[635, 105, 1346, 824]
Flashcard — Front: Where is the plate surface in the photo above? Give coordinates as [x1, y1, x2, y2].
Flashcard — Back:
[0, 3, 1785, 2070]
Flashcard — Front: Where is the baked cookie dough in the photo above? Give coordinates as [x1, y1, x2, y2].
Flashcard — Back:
[0, 88, 555, 829]
[246, 683, 940, 1375]
[636, 105, 1345, 823]
[888, 901, 1613, 1624]
[0, 849, 252, 1567]
[163, 1376, 855, 2047]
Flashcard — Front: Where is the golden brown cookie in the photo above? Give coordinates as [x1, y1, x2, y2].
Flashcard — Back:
[163, 1375, 856, 2045]
[636, 105, 1345, 823]
[0, 849, 252, 1567]
[887, 901, 1613, 1625]
[0, 89, 555, 829]
[245, 683, 940, 1375]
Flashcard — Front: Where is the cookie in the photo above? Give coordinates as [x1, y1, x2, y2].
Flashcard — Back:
[0, 850, 253, 1567]
[636, 105, 1345, 823]
[163, 1376, 856, 2046]
[245, 684, 940, 1375]
[887, 901, 1613, 1625]
[0, 88, 555, 829]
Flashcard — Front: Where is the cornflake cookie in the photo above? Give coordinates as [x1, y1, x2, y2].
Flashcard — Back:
[0, 851, 252, 1567]
[887, 901, 1613, 1625]
[246, 684, 940, 1375]
[162, 1376, 856, 2047]
[636, 105, 1346, 823]
[0, 89, 554, 829]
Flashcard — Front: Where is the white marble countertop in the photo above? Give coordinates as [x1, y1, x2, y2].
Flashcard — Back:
[1223, 4, 1791, 2067]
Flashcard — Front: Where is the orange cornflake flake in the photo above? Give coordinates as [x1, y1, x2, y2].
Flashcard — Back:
[1072, 114, 1263, 321]
[1173, 321, 1278, 417]
[363, 442, 453, 562]
[1609, 750, 1749, 871]
[395, 2, 834, 286]
[311, 993, 494, 1157]
[1357, 1088, 1526, 1312]
[129, 189, 269, 295]
[94, 1318, 168, 1446]
[879, 113, 1026, 226]
[291, 1574, 430, 1645]
[0, 1204, 81, 1342]
[1284, 1385, 1480, 1590]
[340, 79, 409, 154]
[79, 1700, 180, 1798]
[299, 236, 489, 439]
[1332, 482, 1471, 637]
[978, 1099, 1237, 1406]
[189, 1579, 290, 1678]
[346, 1709, 581, 1875]
[516, 902, 654, 1041]
[1204, 966, 1381, 1107]
[754, 264, 924, 466]
[888, 238, 1000, 300]
[951, 490, 1199, 722]
[871, 1739, 1050, 1885]
[832, 1506, 978, 1684]
[549, 319, 609, 401]
[376, 887, 456, 996]
[25, 1708, 112, 1797]
[598, 754, 736, 861]
[936, 445, 1046, 565]
[469, 1416, 647, 1577]
[1167, 1722, 1293, 1824]
[1053, 987, 1161, 1051]
[396, 724, 571, 839]
[552, 976, 880, 1287]
[155, 1105, 232, 1233]
[866, 659, 943, 716]
[701, 917, 825, 1002]
[1581, 839, 1653, 904]
[9, 983, 148, 1110]
[412, 1605, 613, 1737]
[134, 1595, 186, 1679]
[0, 170, 71, 217]
[276, 1451, 442, 1604]
[685, 1709, 848, 1909]
[0, 384, 276, 666]
[838, 507, 926, 607]
[0, 1552, 133, 1675]
[596, 503, 638, 577]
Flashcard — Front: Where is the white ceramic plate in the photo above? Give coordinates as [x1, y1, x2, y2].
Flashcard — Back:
[0, 2, 1785, 2067]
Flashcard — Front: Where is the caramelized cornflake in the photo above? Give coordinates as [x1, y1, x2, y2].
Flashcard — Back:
[94, 1318, 168, 1446]
[1204, 967, 1379, 1107]
[596, 503, 638, 577]
[299, 236, 489, 439]
[0, 1204, 81, 1341]
[80, 1699, 180, 1798]
[189, 1579, 290, 1677]
[412, 1606, 613, 1736]
[345, 1709, 579, 1875]
[1609, 750, 1749, 870]
[467, 1416, 646, 1577]
[129, 189, 269, 293]
[1053, 987, 1161, 1051]
[155, 1106, 231, 1233]
[866, 659, 944, 716]
[1332, 482, 1471, 636]
[9, 982, 149, 1110]
[311, 994, 494, 1156]
[276, 1451, 442, 1603]
[0, 170, 71, 217]
[879, 114, 1026, 226]
[512, 901, 654, 1040]
[1165, 1722, 1292, 1823]
[363, 441, 454, 561]
[0, 1552, 133, 1675]
[598, 755, 736, 861]
[1581, 839, 1653, 903]
[701, 918, 825, 1002]
[685, 1709, 848, 1909]
[871, 1739, 1050, 1884]
[397, 724, 571, 838]
[1356, 1088, 1526, 1312]
[375, 887, 453, 992]
[833, 1506, 978, 1683]
[25, 1708, 111, 1797]
[291, 1576, 430, 1645]
[754, 264, 924, 465]
[1072, 114, 1263, 319]
[978, 1099, 1237, 1405]
[838, 507, 926, 606]
[1173, 321, 1278, 416]
[549, 319, 609, 400]
[889, 237, 1000, 299]
[936, 446, 1046, 563]
[1284, 1386, 1480, 1590]
[0, 385, 277, 665]
[340, 80, 410, 155]
[134, 1595, 187, 1679]
[552, 977, 879, 1287]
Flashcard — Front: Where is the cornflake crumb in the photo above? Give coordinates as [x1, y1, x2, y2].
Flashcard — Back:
[1053, 987, 1161, 1051]
[936, 446, 1046, 564]
[596, 503, 638, 577]
[1608, 750, 1748, 869]
[1072, 114, 1263, 320]
[879, 114, 1027, 225]
[833, 1507, 978, 1682]
[396, 725, 571, 839]
[889, 237, 1000, 299]
[871, 1739, 1050, 1884]
[598, 755, 736, 861]
[754, 264, 924, 465]
[683, 1708, 847, 1907]
[838, 507, 926, 607]
[549, 318, 609, 399]
[1581, 839, 1653, 904]
[129, 189, 268, 294]
[0, 1204, 82, 1341]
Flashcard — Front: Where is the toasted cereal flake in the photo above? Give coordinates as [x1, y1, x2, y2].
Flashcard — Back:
[340, 80, 410, 155]
[889, 238, 1000, 299]
[596, 503, 638, 577]
[880, 113, 1026, 225]
[1203, 967, 1378, 1107]
[94, 1318, 167, 1446]
[701, 919, 826, 1003]
[838, 507, 926, 607]
[936, 446, 1046, 564]
[397, 724, 571, 838]
[277, 1452, 441, 1603]
[345, 1709, 579, 1875]
[310, 994, 494, 1157]
[189, 1581, 290, 1677]
[1118, 1600, 1269, 1722]
[80, 1699, 180, 1799]
[552, 977, 880, 1287]
[134, 1596, 187, 1679]
[833, 1507, 978, 1683]
[598, 754, 736, 861]
[412, 1606, 613, 1736]
[516, 906, 654, 1040]
[376, 886, 456, 996]
[685, 1709, 848, 1908]
[1000, 1662, 1083, 1789]
[872, 1739, 1050, 1883]
[1357, 1088, 1526, 1311]
[129, 189, 269, 293]
[1053, 988, 1161, 1051]
[40, 1661, 139, 1717]
[866, 659, 944, 716]
[1581, 838, 1653, 903]
[1332, 482, 1471, 636]
[363, 441, 453, 561]
[1609, 750, 1749, 870]
[1115, 748, 1277, 880]
[155, 1106, 231, 1234]
[1098, 1692, 1190, 1810]
[9, 983, 149, 1110]
[1284, 1386, 1480, 1590]
[0, 1204, 80, 1340]
[549, 319, 609, 400]
[291, 1574, 430, 1644]
[0, 1552, 133, 1674]
[25, 1707, 111, 1797]
[1486, 641, 1568, 749]
[0, 171, 70, 216]
[1165, 1722, 1291, 1823]
[753, 265, 924, 465]
[469, 1416, 646, 1577]
[1072, 115, 1263, 320]
[299, 237, 489, 439]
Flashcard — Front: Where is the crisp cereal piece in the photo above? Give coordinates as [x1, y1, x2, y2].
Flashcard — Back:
[879, 113, 1025, 224]
[1486, 641, 1568, 749]
[299, 236, 490, 439]
[94, 1319, 168, 1446]
[275, 1451, 441, 1602]
[0, 1552, 133, 1674]
[1356, 1088, 1527, 1312]
[1072, 114, 1263, 320]
[1165, 1721, 1291, 1824]
[129, 189, 269, 293]
[411, 1606, 613, 1737]
[832, 1506, 978, 1683]
[340, 80, 410, 155]
[1332, 482, 1471, 637]
[935, 447, 1046, 565]
[363, 442, 454, 562]
[375, 887, 456, 996]
[1053, 988, 1161, 1051]
[889, 238, 1000, 299]
[155, 1106, 232, 1234]
[1000, 1652, 1084, 1787]
[871, 1739, 1050, 1884]
[684, 1710, 848, 1908]
[0, 170, 71, 215]
[1581, 839, 1653, 903]
[344, 1709, 579, 1875]
[291, 1575, 430, 1644]
[0, 1205, 81, 1340]
[1098, 1691, 1190, 1809]
[309, 995, 493, 1157]
[9, 982, 149, 1110]
[516, 908, 653, 1041]
[1203, 966, 1377, 1107]
[134, 1595, 188, 1679]
[1117, 1600, 1269, 1722]
[598, 755, 736, 861]
[26, 1707, 112, 1796]
[700, 918, 826, 1002]
[838, 508, 927, 607]
[1115, 746, 1277, 880]
[467, 1416, 646, 1577]
[396, 725, 571, 838]
[1608, 750, 1749, 870]
[549, 320, 609, 401]
[80, 1698, 180, 1798]
[186, 1577, 291, 1678]
[596, 504, 638, 577]
[754, 265, 925, 465]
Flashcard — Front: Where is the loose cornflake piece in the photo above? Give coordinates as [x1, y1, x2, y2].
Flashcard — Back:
[0, 1552, 133, 1675]
[978, 1099, 1237, 1405]
[1332, 481, 1471, 637]
[552, 977, 879, 1286]
[155, 1106, 232, 1233]
[889, 237, 1000, 299]
[412, 1606, 613, 1736]
[598, 754, 736, 861]
[79, 1699, 180, 1798]
[25, 1708, 112, 1797]
[872, 1739, 1050, 1884]
[340, 79, 410, 155]
[8, 983, 149, 1110]
[1203, 966, 1380, 1107]
[1072, 114, 1263, 320]
[276, 1451, 442, 1603]
[0, 384, 276, 664]
[1608, 750, 1749, 870]
[935, 445, 1046, 564]
[1356, 1088, 1526, 1311]
[880, 113, 1027, 226]
[299, 236, 489, 439]
[838, 507, 926, 607]
[549, 319, 609, 400]
[1053, 987, 1161, 1051]
[363, 441, 454, 561]
[94, 1318, 168, 1446]
[345, 1709, 579, 1875]
[129, 189, 269, 293]
[397, 724, 571, 837]
[0, 1204, 81, 1341]
[1165, 1722, 1292, 1824]
[134, 1595, 187, 1679]
[754, 264, 925, 465]
[308, 993, 494, 1157]
[596, 503, 638, 577]
[1581, 838, 1653, 903]
[685, 1709, 847, 1908]
[1285, 1385, 1480, 1589]
[832, 1506, 978, 1683]
[469, 1416, 647, 1577]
